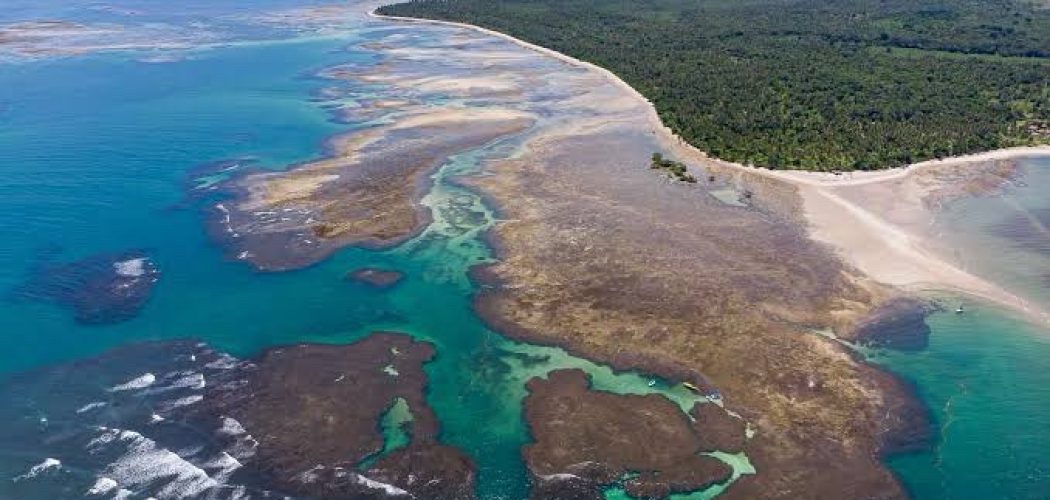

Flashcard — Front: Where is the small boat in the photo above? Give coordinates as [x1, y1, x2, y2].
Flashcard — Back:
[647, 379, 657, 387]
[682, 382, 701, 393]
[955, 304, 965, 314]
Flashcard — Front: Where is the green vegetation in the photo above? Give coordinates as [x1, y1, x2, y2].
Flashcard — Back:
[378, 0, 1050, 170]
[650, 152, 696, 182]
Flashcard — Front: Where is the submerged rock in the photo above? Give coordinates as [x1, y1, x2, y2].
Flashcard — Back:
[202, 332, 475, 499]
[850, 297, 934, 351]
[0, 341, 279, 500]
[522, 369, 733, 499]
[0, 334, 474, 499]
[11, 249, 160, 324]
[346, 267, 405, 288]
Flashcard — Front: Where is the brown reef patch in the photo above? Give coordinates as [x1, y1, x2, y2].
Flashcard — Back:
[204, 23, 562, 272]
[467, 123, 930, 498]
[204, 332, 474, 499]
[211, 106, 534, 270]
[523, 369, 732, 499]
[918, 159, 1023, 209]
[689, 402, 747, 453]
[195, 13, 934, 497]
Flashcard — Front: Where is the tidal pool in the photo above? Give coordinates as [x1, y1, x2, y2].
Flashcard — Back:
[0, 4, 750, 498]
[1, 1, 1048, 498]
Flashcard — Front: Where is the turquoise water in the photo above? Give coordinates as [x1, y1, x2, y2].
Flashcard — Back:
[0, 38, 353, 371]
[877, 308, 1050, 499]
[2, 3, 1049, 498]
[0, 12, 746, 500]
[872, 156, 1050, 499]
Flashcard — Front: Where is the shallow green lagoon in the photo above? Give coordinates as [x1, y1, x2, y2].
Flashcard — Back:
[0, 17, 744, 499]
[1, 4, 1048, 499]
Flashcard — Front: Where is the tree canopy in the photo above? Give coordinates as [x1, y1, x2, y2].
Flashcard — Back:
[379, 0, 1049, 171]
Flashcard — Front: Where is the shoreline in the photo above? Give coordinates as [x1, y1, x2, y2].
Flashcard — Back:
[757, 146, 1050, 187]
[368, 9, 1048, 178]
[368, 8, 1049, 321]
[363, 6, 958, 497]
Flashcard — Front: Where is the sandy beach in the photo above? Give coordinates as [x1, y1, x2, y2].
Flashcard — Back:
[371, 8, 1049, 321]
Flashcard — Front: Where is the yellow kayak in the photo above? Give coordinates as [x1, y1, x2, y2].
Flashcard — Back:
[682, 382, 701, 393]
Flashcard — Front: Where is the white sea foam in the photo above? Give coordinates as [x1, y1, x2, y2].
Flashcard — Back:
[538, 472, 579, 481]
[87, 477, 118, 496]
[110, 373, 156, 391]
[205, 355, 239, 370]
[202, 452, 242, 482]
[159, 371, 206, 391]
[296, 466, 322, 484]
[217, 416, 246, 437]
[150, 413, 165, 424]
[118, 429, 146, 443]
[217, 379, 248, 392]
[87, 427, 120, 451]
[14, 458, 61, 481]
[113, 257, 148, 277]
[355, 473, 411, 497]
[93, 426, 221, 498]
[76, 401, 108, 414]
[136, 372, 205, 397]
[217, 417, 258, 460]
[160, 394, 204, 411]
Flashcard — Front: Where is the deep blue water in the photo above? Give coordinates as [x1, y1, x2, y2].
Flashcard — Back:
[1, 2, 1049, 499]
[0, 37, 358, 370]
[0, 11, 731, 498]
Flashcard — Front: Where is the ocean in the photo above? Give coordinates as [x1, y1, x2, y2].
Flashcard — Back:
[0, 1, 1047, 499]
[876, 155, 1050, 499]
[0, 4, 729, 498]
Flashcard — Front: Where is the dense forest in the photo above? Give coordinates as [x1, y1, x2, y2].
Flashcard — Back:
[378, 0, 1050, 170]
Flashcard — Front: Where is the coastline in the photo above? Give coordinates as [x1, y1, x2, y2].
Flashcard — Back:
[1, 2, 1045, 498]
[369, 9, 1047, 178]
[368, 8, 1049, 321]
[366, 5, 1049, 498]
[754, 146, 1050, 187]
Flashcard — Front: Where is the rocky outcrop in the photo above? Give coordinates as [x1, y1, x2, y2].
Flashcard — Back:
[850, 297, 935, 351]
[205, 332, 475, 499]
[522, 369, 733, 498]
[10, 249, 159, 324]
